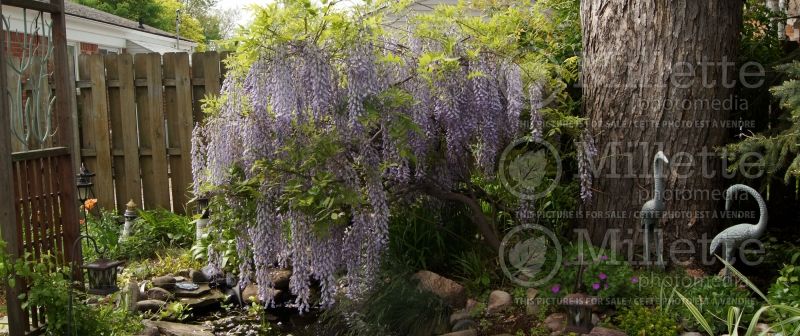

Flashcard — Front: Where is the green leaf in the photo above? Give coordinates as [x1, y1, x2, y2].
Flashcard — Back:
[675, 290, 715, 336]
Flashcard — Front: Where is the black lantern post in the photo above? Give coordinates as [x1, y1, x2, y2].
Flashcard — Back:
[76, 163, 95, 235]
[68, 235, 124, 336]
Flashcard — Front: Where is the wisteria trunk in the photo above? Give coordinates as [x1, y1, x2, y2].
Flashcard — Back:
[580, 0, 743, 267]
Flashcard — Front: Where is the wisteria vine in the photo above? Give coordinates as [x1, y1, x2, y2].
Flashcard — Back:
[190, 0, 587, 312]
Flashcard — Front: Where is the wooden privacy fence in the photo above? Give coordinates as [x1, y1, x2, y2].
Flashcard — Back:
[76, 51, 226, 214]
[10, 147, 81, 333]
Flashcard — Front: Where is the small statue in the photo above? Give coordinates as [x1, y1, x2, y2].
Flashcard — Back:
[641, 151, 669, 268]
[710, 184, 767, 276]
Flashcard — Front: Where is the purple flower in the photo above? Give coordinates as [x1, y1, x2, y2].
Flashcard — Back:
[592, 283, 601, 290]
[631, 276, 639, 284]
[551, 284, 561, 294]
[600, 255, 608, 261]
[598, 272, 607, 280]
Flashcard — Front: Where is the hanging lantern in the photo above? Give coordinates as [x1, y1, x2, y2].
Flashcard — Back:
[562, 292, 598, 333]
[75, 163, 95, 203]
[82, 258, 124, 295]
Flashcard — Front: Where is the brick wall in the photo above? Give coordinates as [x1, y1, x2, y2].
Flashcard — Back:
[5, 31, 50, 59]
[80, 42, 99, 55]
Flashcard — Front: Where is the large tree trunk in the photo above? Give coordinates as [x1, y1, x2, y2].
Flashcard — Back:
[580, 1, 743, 265]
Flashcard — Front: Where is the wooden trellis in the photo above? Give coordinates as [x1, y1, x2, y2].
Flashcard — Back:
[0, 1, 81, 335]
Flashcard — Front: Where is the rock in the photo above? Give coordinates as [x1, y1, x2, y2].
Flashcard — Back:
[449, 310, 471, 325]
[681, 333, 704, 336]
[544, 313, 566, 332]
[136, 299, 167, 312]
[588, 327, 627, 336]
[174, 284, 211, 298]
[146, 287, 174, 301]
[466, 298, 478, 311]
[270, 269, 292, 290]
[592, 313, 601, 326]
[126, 280, 140, 312]
[756, 324, 771, 333]
[439, 330, 477, 336]
[174, 276, 186, 282]
[137, 325, 160, 336]
[143, 320, 214, 336]
[241, 283, 285, 304]
[178, 290, 226, 311]
[526, 288, 540, 315]
[452, 319, 478, 332]
[152, 275, 177, 290]
[201, 265, 219, 282]
[176, 270, 190, 278]
[486, 290, 513, 314]
[190, 269, 207, 283]
[412, 270, 467, 308]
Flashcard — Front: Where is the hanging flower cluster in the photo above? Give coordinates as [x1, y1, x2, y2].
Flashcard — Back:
[190, 1, 581, 312]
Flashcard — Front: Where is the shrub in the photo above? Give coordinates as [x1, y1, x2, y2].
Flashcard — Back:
[768, 252, 800, 310]
[542, 243, 636, 301]
[321, 275, 451, 336]
[614, 304, 679, 336]
[85, 208, 195, 261]
[677, 276, 757, 334]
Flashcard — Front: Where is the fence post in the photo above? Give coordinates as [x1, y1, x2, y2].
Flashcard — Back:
[163, 53, 194, 214]
[134, 53, 170, 210]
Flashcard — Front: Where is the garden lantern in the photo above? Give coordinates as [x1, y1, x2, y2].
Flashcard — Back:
[120, 200, 137, 242]
[82, 258, 125, 295]
[75, 163, 95, 203]
[562, 293, 598, 333]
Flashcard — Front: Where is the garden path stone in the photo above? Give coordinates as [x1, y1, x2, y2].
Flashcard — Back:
[178, 289, 225, 310]
[544, 313, 566, 332]
[588, 326, 627, 336]
[680, 333, 703, 336]
[174, 283, 211, 298]
[136, 325, 159, 336]
[146, 287, 174, 301]
[486, 290, 512, 314]
[152, 275, 177, 290]
[143, 320, 213, 336]
[452, 319, 477, 332]
[412, 270, 467, 308]
[136, 299, 167, 312]
[439, 330, 477, 336]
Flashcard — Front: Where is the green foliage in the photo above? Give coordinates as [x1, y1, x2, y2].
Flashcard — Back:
[768, 252, 800, 310]
[85, 208, 194, 261]
[195, 165, 257, 272]
[321, 275, 451, 336]
[542, 243, 635, 301]
[614, 305, 679, 336]
[120, 249, 203, 282]
[158, 302, 193, 322]
[677, 258, 800, 336]
[453, 249, 499, 294]
[0, 247, 141, 336]
[677, 276, 757, 334]
[726, 61, 800, 192]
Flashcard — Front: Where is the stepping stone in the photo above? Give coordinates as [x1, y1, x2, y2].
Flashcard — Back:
[178, 290, 225, 310]
[152, 275, 176, 290]
[136, 299, 167, 312]
[174, 283, 211, 298]
[143, 320, 213, 336]
[146, 287, 174, 301]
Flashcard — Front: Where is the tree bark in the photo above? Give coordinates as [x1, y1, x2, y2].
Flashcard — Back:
[580, 0, 743, 265]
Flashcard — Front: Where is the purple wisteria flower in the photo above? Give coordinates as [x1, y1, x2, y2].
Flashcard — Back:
[551, 284, 561, 294]
[592, 283, 601, 290]
[598, 272, 607, 280]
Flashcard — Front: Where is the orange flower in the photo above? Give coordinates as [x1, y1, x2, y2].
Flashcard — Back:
[80, 219, 85, 225]
[84, 198, 98, 211]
